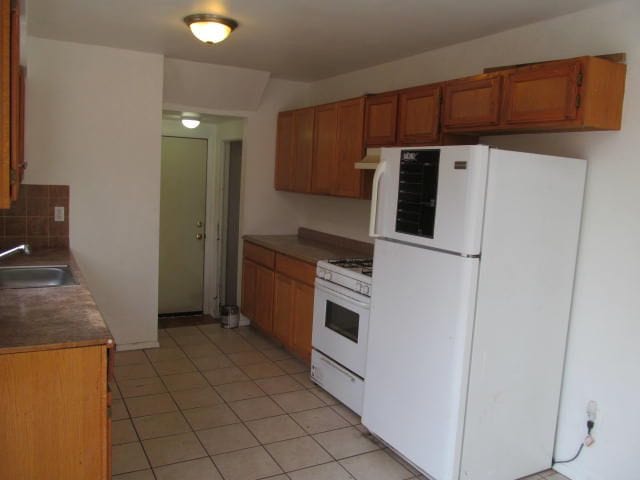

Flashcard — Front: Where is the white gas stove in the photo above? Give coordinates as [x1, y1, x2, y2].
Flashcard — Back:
[316, 258, 373, 296]
[311, 257, 373, 415]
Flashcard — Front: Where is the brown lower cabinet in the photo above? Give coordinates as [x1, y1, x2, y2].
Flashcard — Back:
[0, 343, 112, 479]
[241, 241, 315, 363]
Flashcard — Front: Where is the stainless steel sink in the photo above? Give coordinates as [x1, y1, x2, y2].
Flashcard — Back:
[0, 265, 77, 289]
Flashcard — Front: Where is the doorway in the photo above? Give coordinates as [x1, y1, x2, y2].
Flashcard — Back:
[219, 140, 243, 307]
[158, 136, 208, 315]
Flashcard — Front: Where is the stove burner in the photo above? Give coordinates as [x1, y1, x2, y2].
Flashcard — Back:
[362, 268, 373, 277]
[328, 258, 373, 269]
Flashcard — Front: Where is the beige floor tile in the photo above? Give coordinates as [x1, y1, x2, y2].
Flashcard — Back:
[112, 398, 130, 420]
[272, 390, 326, 413]
[265, 436, 332, 472]
[182, 343, 223, 359]
[246, 336, 279, 351]
[115, 350, 150, 366]
[142, 432, 207, 467]
[214, 381, 266, 402]
[115, 363, 158, 381]
[275, 358, 308, 374]
[262, 348, 293, 361]
[174, 334, 213, 347]
[255, 375, 305, 395]
[193, 354, 234, 371]
[331, 405, 361, 425]
[133, 411, 191, 440]
[112, 469, 156, 480]
[158, 336, 178, 348]
[183, 404, 240, 430]
[166, 326, 202, 337]
[204, 366, 250, 386]
[229, 396, 285, 421]
[112, 442, 150, 475]
[118, 376, 167, 398]
[171, 386, 225, 410]
[245, 414, 306, 444]
[162, 371, 208, 391]
[313, 427, 380, 459]
[339, 450, 413, 480]
[288, 461, 354, 480]
[291, 372, 316, 389]
[112, 419, 139, 445]
[228, 350, 269, 366]
[385, 449, 420, 475]
[212, 446, 283, 480]
[125, 393, 178, 418]
[216, 337, 256, 354]
[241, 361, 286, 379]
[291, 407, 350, 434]
[197, 423, 260, 455]
[145, 347, 187, 363]
[309, 387, 339, 406]
[153, 358, 197, 376]
[154, 457, 223, 480]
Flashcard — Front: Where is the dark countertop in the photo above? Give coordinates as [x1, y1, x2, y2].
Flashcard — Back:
[244, 233, 372, 264]
[0, 248, 113, 355]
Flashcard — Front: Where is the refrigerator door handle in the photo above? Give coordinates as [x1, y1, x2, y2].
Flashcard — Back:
[369, 160, 387, 238]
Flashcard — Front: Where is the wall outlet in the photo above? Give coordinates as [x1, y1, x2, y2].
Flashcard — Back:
[587, 400, 598, 422]
[54, 206, 65, 222]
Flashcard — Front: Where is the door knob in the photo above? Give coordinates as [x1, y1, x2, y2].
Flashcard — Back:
[196, 221, 203, 227]
[196, 233, 203, 240]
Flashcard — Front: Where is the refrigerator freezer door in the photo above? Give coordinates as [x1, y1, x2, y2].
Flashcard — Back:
[377, 145, 489, 255]
[362, 239, 479, 480]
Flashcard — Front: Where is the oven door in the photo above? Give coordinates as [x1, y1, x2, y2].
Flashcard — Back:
[312, 278, 370, 378]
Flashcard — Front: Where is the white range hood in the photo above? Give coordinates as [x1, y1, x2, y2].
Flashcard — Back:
[355, 148, 381, 170]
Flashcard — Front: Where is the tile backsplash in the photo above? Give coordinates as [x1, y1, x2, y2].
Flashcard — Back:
[0, 184, 70, 250]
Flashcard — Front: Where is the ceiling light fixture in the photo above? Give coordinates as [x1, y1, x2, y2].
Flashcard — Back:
[184, 14, 238, 44]
[181, 114, 201, 129]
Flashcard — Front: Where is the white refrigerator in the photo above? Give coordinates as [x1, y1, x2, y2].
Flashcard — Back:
[363, 145, 586, 480]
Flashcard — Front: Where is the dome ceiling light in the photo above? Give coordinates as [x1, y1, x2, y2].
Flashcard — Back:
[184, 14, 238, 44]
[181, 113, 201, 129]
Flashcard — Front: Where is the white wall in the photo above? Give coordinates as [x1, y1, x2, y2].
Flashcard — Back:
[24, 37, 164, 350]
[301, 2, 640, 479]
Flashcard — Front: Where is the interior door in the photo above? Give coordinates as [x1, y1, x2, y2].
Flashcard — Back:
[158, 136, 208, 314]
[363, 239, 479, 480]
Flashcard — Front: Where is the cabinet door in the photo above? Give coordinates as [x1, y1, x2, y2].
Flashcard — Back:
[365, 93, 398, 147]
[274, 111, 294, 191]
[273, 273, 294, 348]
[397, 85, 441, 144]
[442, 75, 502, 130]
[9, 1, 20, 202]
[241, 259, 257, 321]
[254, 264, 275, 333]
[311, 103, 338, 195]
[291, 107, 315, 193]
[291, 281, 314, 363]
[0, 0, 11, 209]
[502, 60, 581, 125]
[335, 98, 365, 198]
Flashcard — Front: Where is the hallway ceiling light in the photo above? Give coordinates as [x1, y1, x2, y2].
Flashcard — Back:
[181, 114, 201, 129]
[184, 14, 238, 44]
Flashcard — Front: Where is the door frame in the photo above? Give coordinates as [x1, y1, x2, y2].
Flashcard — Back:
[163, 104, 248, 319]
[216, 139, 244, 311]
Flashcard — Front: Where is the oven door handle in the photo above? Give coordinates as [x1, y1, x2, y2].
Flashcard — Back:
[320, 355, 358, 383]
[315, 280, 370, 308]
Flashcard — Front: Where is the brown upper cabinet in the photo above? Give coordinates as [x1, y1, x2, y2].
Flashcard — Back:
[500, 56, 626, 131]
[1, 0, 23, 210]
[364, 92, 398, 147]
[311, 103, 338, 195]
[274, 107, 314, 193]
[442, 74, 503, 131]
[397, 84, 442, 145]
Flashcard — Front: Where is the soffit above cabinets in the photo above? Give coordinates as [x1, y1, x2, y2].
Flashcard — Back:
[26, 0, 615, 81]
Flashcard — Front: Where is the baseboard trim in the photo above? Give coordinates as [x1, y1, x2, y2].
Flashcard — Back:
[116, 340, 160, 351]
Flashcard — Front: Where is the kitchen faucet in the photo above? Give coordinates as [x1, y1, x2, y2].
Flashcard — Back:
[0, 244, 31, 260]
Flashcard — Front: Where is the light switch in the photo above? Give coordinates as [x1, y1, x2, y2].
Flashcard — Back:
[54, 206, 65, 222]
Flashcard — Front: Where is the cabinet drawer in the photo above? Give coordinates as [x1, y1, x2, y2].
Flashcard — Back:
[275, 254, 316, 286]
[244, 241, 275, 269]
